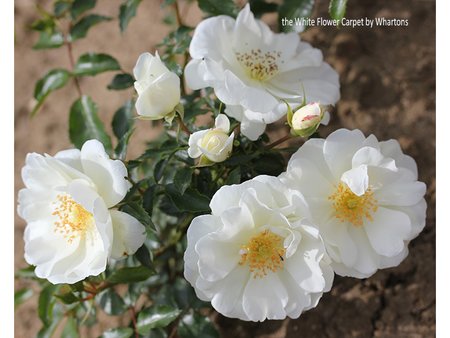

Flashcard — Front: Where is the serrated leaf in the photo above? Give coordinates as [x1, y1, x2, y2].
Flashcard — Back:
[329, 0, 348, 21]
[278, 0, 315, 32]
[178, 312, 219, 338]
[165, 184, 211, 213]
[119, 0, 142, 32]
[136, 305, 181, 334]
[98, 289, 127, 315]
[71, 0, 97, 19]
[108, 73, 134, 90]
[62, 317, 79, 338]
[100, 328, 134, 338]
[33, 31, 64, 49]
[197, 0, 239, 17]
[173, 167, 193, 195]
[32, 69, 71, 116]
[14, 288, 33, 309]
[38, 284, 59, 327]
[69, 95, 112, 151]
[73, 53, 121, 77]
[70, 14, 111, 41]
[107, 266, 154, 284]
[120, 201, 154, 229]
[112, 100, 134, 139]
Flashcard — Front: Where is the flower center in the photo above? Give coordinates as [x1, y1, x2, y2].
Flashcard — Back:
[328, 182, 378, 227]
[239, 230, 286, 278]
[200, 130, 229, 152]
[235, 49, 280, 82]
[52, 194, 95, 243]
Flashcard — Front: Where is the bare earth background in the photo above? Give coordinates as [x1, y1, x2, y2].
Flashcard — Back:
[14, 0, 436, 337]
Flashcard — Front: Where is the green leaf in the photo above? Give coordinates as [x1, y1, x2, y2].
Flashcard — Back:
[278, 0, 315, 32]
[178, 312, 219, 338]
[36, 313, 63, 338]
[15, 265, 37, 279]
[70, 14, 112, 41]
[136, 305, 181, 334]
[165, 185, 211, 213]
[100, 328, 134, 338]
[112, 100, 134, 139]
[73, 53, 121, 76]
[62, 317, 79, 338]
[71, 0, 97, 19]
[33, 31, 64, 49]
[38, 284, 59, 327]
[135, 244, 153, 268]
[54, 1, 72, 17]
[32, 69, 71, 116]
[197, 0, 239, 17]
[329, 0, 348, 21]
[249, 0, 279, 18]
[115, 128, 134, 160]
[224, 166, 241, 185]
[120, 201, 154, 229]
[14, 288, 33, 309]
[55, 285, 80, 304]
[98, 289, 127, 315]
[154, 158, 168, 182]
[107, 73, 135, 90]
[119, 0, 142, 32]
[69, 95, 113, 151]
[173, 167, 193, 195]
[107, 266, 154, 284]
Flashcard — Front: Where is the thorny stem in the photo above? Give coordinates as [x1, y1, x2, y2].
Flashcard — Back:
[65, 27, 83, 97]
[177, 115, 191, 135]
[129, 306, 139, 338]
[173, 0, 188, 96]
[265, 134, 294, 150]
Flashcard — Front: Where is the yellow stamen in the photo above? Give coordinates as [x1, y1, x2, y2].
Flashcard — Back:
[328, 182, 378, 227]
[239, 230, 286, 278]
[235, 49, 281, 81]
[52, 194, 94, 243]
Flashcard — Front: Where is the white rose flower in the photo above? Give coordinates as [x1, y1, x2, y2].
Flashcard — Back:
[184, 175, 334, 321]
[17, 140, 147, 284]
[187, 114, 234, 165]
[185, 4, 340, 140]
[133, 52, 181, 120]
[288, 102, 330, 138]
[280, 129, 427, 278]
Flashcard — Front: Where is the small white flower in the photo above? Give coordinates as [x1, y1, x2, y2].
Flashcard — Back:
[185, 4, 340, 140]
[288, 102, 330, 138]
[188, 114, 234, 165]
[184, 175, 334, 321]
[280, 129, 427, 278]
[133, 52, 181, 120]
[18, 140, 146, 284]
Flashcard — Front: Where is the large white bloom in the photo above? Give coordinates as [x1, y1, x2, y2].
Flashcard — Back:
[185, 4, 340, 140]
[184, 175, 334, 321]
[188, 114, 234, 165]
[133, 52, 181, 120]
[280, 129, 427, 278]
[18, 140, 146, 284]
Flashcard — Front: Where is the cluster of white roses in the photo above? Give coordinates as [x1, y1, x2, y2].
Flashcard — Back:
[17, 3, 427, 324]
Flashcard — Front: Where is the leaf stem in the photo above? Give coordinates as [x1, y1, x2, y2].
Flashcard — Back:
[177, 115, 191, 135]
[129, 305, 139, 338]
[65, 30, 83, 97]
[265, 134, 294, 150]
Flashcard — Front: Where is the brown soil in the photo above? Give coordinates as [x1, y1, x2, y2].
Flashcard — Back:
[14, 0, 435, 337]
